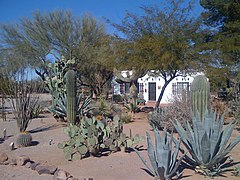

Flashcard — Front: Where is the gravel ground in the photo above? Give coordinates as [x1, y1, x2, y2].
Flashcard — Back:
[0, 109, 240, 180]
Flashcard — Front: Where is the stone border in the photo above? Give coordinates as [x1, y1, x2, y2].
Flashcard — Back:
[0, 152, 93, 180]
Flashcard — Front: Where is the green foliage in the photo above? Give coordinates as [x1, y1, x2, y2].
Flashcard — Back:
[58, 115, 143, 160]
[200, 0, 240, 87]
[66, 69, 77, 125]
[16, 132, 32, 147]
[1, 11, 114, 99]
[191, 75, 210, 121]
[120, 113, 132, 124]
[92, 97, 111, 117]
[112, 94, 124, 103]
[134, 129, 185, 179]
[226, 79, 240, 124]
[110, 0, 202, 108]
[174, 111, 240, 177]
[32, 104, 44, 118]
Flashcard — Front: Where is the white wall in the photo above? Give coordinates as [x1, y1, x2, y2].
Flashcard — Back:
[114, 71, 203, 104]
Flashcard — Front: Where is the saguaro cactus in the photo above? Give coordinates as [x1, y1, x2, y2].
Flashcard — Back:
[190, 75, 210, 121]
[66, 69, 77, 125]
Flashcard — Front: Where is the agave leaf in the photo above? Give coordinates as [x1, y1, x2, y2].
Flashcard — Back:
[210, 132, 223, 160]
[223, 135, 240, 155]
[168, 151, 186, 179]
[157, 167, 165, 180]
[185, 121, 194, 145]
[218, 122, 235, 154]
[169, 139, 180, 172]
[146, 132, 158, 176]
[210, 120, 222, 158]
[173, 121, 190, 147]
[133, 148, 155, 177]
[154, 130, 162, 167]
[201, 132, 211, 164]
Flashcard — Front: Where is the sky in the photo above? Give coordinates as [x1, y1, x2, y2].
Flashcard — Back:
[0, 0, 204, 34]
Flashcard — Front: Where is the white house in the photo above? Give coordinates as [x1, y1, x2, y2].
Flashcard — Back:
[113, 71, 202, 105]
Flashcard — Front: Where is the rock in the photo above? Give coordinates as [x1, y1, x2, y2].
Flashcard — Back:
[25, 161, 32, 168]
[3, 128, 6, 139]
[53, 169, 71, 180]
[16, 155, 30, 166]
[9, 158, 17, 165]
[30, 162, 40, 170]
[35, 164, 57, 175]
[68, 178, 79, 180]
[9, 142, 14, 151]
[3, 161, 9, 165]
[0, 153, 8, 164]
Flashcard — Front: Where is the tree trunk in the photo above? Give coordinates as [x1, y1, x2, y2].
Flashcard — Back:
[155, 77, 175, 109]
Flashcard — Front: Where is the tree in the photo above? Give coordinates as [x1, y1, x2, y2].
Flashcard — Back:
[0, 11, 114, 97]
[200, 0, 240, 87]
[109, 0, 202, 108]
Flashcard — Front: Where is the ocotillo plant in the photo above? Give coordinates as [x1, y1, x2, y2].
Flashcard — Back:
[66, 69, 77, 125]
[190, 75, 210, 121]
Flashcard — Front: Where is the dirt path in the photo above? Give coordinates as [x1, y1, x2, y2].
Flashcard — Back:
[0, 112, 239, 180]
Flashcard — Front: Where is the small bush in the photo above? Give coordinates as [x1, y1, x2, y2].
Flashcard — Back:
[113, 94, 123, 103]
[121, 113, 132, 123]
[148, 95, 192, 132]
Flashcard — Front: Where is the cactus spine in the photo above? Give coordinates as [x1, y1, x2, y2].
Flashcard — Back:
[190, 75, 210, 121]
[66, 70, 77, 125]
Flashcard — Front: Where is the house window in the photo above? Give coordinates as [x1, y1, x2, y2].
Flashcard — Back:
[120, 84, 124, 94]
[172, 82, 190, 95]
[125, 83, 130, 93]
[139, 83, 144, 95]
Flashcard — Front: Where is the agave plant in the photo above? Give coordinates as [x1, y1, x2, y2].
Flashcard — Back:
[173, 111, 240, 177]
[48, 93, 93, 119]
[134, 128, 185, 180]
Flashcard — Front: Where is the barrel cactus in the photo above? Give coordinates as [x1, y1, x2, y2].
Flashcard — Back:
[65, 69, 77, 125]
[16, 132, 32, 147]
[190, 75, 210, 121]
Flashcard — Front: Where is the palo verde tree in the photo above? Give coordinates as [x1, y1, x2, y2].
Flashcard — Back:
[0, 11, 114, 97]
[109, 0, 202, 108]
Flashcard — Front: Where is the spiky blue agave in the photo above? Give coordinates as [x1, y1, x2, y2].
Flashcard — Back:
[134, 128, 185, 180]
[174, 111, 240, 177]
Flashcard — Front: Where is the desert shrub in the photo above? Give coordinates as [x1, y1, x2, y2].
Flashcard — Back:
[148, 95, 192, 132]
[92, 97, 111, 117]
[121, 112, 132, 123]
[211, 96, 226, 116]
[32, 104, 44, 118]
[113, 94, 124, 103]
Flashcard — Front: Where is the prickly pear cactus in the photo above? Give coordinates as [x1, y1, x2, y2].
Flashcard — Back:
[16, 132, 32, 147]
[190, 75, 210, 121]
[65, 69, 77, 125]
[58, 115, 143, 160]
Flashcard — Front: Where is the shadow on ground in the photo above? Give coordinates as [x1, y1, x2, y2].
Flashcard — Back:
[29, 123, 67, 134]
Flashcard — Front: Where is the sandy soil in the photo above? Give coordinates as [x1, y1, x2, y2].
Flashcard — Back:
[0, 111, 240, 180]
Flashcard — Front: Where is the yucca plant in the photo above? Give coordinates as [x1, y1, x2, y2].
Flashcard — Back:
[173, 111, 240, 177]
[134, 128, 185, 180]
